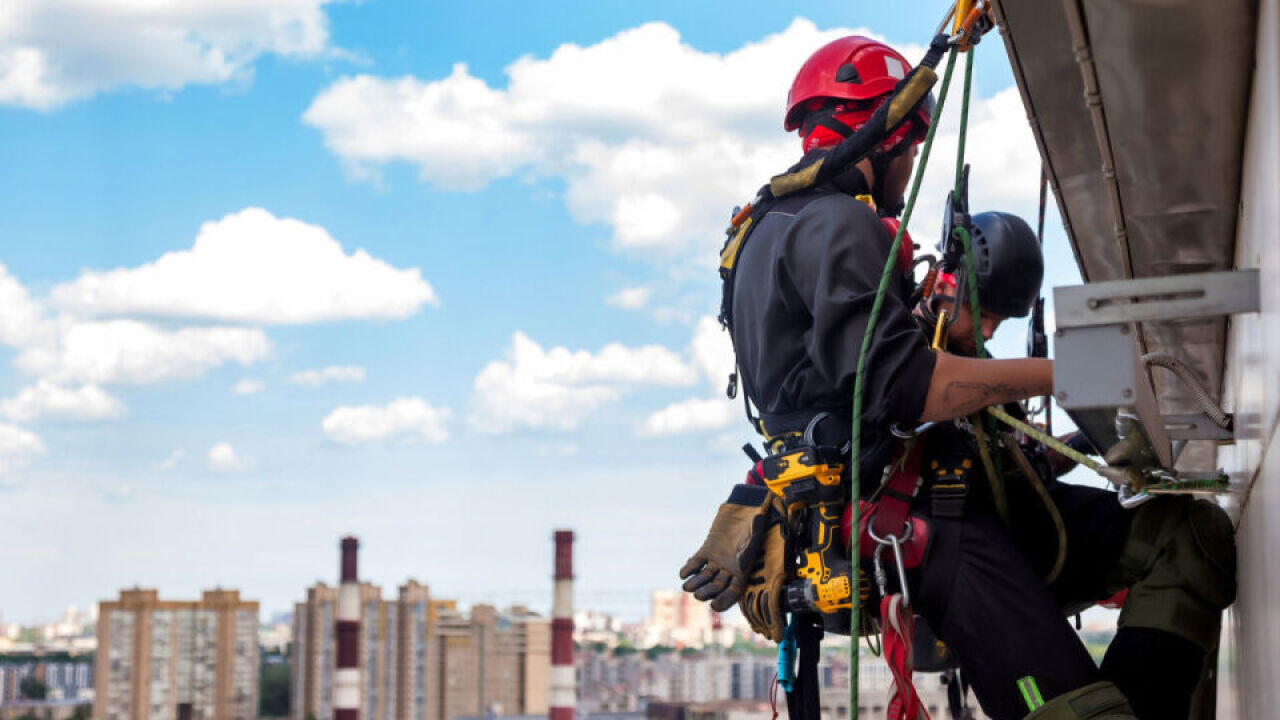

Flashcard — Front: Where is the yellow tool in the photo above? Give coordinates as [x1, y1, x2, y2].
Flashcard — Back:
[760, 443, 854, 627]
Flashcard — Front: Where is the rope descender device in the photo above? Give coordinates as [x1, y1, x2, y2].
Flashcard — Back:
[949, 0, 995, 52]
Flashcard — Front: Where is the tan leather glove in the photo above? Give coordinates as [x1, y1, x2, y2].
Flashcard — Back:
[740, 521, 788, 642]
[679, 484, 783, 611]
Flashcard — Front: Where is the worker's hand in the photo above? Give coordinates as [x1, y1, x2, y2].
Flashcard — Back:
[1098, 415, 1157, 491]
[679, 485, 784, 612]
[740, 522, 788, 642]
[1042, 431, 1096, 475]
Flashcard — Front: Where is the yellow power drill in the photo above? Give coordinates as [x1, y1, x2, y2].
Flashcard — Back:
[760, 444, 855, 633]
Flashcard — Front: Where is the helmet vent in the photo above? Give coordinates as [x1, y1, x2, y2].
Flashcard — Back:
[835, 64, 862, 83]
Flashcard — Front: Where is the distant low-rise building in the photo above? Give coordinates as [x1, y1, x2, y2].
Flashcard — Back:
[0, 649, 94, 704]
[93, 588, 259, 720]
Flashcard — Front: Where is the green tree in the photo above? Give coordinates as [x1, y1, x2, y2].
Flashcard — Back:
[19, 675, 47, 700]
[645, 645, 674, 660]
[71, 705, 92, 720]
[259, 662, 291, 718]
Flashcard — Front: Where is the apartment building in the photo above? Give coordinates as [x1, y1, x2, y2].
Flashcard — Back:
[93, 588, 258, 720]
[292, 581, 549, 720]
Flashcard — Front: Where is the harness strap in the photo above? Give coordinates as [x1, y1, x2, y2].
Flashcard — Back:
[870, 441, 925, 539]
[784, 618, 824, 720]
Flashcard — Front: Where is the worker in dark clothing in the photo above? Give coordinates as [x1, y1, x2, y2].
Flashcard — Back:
[905, 211, 1235, 720]
[679, 36, 1236, 720]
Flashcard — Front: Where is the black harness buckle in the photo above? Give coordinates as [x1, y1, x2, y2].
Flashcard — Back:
[929, 456, 971, 519]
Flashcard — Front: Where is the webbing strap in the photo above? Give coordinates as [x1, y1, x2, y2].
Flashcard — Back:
[870, 441, 925, 539]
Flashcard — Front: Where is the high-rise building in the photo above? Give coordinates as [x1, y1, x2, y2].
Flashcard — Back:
[292, 582, 549, 720]
[93, 588, 258, 720]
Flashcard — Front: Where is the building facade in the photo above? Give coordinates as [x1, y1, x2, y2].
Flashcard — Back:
[0, 650, 94, 704]
[93, 588, 259, 720]
[292, 581, 549, 720]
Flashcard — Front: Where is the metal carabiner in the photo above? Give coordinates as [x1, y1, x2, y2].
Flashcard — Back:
[867, 519, 914, 607]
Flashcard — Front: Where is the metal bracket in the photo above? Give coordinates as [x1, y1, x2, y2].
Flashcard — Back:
[1052, 269, 1260, 469]
[1163, 414, 1234, 442]
[1055, 269, 1260, 328]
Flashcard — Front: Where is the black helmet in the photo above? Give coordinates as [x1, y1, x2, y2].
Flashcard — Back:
[970, 211, 1043, 318]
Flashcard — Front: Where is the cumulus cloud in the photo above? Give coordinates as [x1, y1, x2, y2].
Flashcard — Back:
[0, 0, 340, 110]
[233, 379, 266, 395]
[305, 20, 917, 255]
[639, 316, 738, 436]
[910, 86, 1043, 245]
[157, 449, 186, 472]
[471, 331, 697, 432]
[0, 263, 51, 349]
[322, 397, 451, 445]
[639, 397, 737, 437]
[208, 442, 251, 472]
[51, 208, 437, 324]
[304, 19, 1042, 276]
[16, 320, 270, 386]
[605, 286, 653, 310]
[0, 423, 45, 480]
[290, 365, 366, 387]
[0, 381, 125, 422]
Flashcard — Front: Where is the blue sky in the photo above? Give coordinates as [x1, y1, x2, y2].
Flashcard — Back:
[0, 0, 1090, 624]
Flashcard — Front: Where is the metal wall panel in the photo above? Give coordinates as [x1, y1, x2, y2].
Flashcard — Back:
[1218, 0, 1280, 713]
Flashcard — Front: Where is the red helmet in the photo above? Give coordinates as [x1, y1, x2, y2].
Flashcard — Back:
[785, 36, 918, 132]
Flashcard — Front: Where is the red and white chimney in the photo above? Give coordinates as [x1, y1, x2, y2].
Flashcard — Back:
[550, 530, 576, 720]
[335, 536, 361, 720]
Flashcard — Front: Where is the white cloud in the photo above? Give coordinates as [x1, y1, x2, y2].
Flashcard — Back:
[0, 423, 45, 480]
[290, 365, 366, 387]
[639, 316, 739, 436]
[639, 397, 736, 437]
[51, 208, 437, 324]
[470, 331, 697, 432]
[910, 86, 1044, 246]
[0, 381, 125, 422]
[0, 263, 51, 349]
[322, 397, 451, 445]
[304, 20, 920, 255]
[157, 449, 185, 472]
[233, 379, 266, 395]
[17, 320, 270, 386]
[208, 442, 251, 472]
[303, 20, 1045, 291]
[605, 286, 652, 310]
[0, 0, 340, 110]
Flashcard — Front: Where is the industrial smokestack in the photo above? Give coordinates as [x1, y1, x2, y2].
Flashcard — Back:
[336, 536, 361, 720]
[550, 530, 575, 720]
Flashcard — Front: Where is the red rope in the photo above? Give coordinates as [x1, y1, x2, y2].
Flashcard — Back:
[882, 593, 930, 720]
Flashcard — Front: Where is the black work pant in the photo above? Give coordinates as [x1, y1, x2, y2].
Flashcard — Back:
[900, 479, 1203, 720]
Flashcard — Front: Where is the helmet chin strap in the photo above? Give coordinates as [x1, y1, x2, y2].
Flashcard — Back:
[869, 145, 911, 217]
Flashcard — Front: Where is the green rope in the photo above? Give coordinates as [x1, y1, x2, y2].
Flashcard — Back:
[849, 46, 960, 713]
[986, 405, 1101, 471]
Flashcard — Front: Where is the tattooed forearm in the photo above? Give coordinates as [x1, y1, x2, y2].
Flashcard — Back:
[940, 381, 1039, 416]
[920, 354, 1052, 423]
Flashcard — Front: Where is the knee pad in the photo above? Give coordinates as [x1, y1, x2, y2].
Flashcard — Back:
[1024, 681, 1135, 719]
[1113, 497, 1237, 651]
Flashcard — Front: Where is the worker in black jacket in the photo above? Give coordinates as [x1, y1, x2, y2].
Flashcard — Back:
[679, 36, 1236, 720]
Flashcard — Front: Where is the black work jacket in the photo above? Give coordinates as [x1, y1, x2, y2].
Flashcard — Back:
[730, 180, 937, 479]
